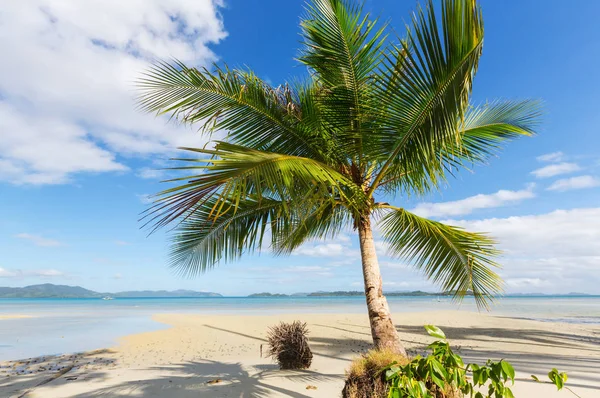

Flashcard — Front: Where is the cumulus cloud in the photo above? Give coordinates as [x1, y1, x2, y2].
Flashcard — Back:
[536, 152, 564, 163]
[531, 162, 580, 178]
[445, 208, 600, 293]
[293, 243, 358, 257]
[410, 185, 535, 218]
[0, 0, 227, 184]
[547, 175, 600, 192]
[292, 234, 359, 258]
[15, 233, 63, 247]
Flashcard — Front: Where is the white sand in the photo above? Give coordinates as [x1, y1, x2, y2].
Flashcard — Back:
[1, 310, 598, 397]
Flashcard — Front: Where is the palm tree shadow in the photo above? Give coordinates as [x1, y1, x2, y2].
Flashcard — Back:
[69, 360, 340, 398]
[203, 324, 366, 362]
[395, 324, 600, 389]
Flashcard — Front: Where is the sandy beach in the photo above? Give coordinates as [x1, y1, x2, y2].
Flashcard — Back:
[1, 310, 598, 397]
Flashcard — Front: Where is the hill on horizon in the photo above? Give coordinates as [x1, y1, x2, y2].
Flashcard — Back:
[0, 283, 222, 298]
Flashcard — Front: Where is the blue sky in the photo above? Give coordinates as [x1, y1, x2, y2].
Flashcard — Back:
[1, 0, 599, 295]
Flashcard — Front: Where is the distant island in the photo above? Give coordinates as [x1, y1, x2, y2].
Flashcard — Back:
[248, 292, 290, 297]
[0, 284, 222, 298]
[2, 284, 592, 299]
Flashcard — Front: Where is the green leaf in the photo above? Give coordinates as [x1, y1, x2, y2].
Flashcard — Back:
[417, 380, 428, 396]
[500, 360, 515, 382]
[530, 374, 540, 382]
[379, 207, 503, 309]
[504, 387, 515, 398]
[548, 368, 566, 390]
[424, 325, 447, 340]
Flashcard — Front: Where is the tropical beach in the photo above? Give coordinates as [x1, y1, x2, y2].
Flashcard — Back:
[2, 0, 600, 397]
[1, 297, 599, 397]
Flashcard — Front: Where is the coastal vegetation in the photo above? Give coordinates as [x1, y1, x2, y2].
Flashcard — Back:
[345, 326, 572, 398]
[343, 349, 410, 398]
[138, 0, 540, 354]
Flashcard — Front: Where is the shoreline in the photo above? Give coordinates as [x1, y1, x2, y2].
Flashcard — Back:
[1, 310, 599, 397]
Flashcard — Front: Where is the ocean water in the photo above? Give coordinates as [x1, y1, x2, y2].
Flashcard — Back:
[0, 296, 598, 361]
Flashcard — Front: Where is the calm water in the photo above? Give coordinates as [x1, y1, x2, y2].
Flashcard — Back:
[1, 296, 599, 361]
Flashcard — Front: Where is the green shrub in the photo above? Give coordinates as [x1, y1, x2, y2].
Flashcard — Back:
[383, 326, 572, 398]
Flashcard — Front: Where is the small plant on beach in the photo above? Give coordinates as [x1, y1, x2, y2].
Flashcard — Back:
[382, 326, 572, 398]
[343, 349, 411, 398]
[266, 321, 313, 369]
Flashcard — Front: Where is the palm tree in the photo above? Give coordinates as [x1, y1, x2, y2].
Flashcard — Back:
[137, 0, 540, 355]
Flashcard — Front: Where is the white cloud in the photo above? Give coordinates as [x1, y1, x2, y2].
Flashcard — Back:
[293, 243, 353, 257]
[530, 162, 580, 178]
[410, 185, 535, 218]
[34, 269, 65, 277]
[0, 0, 227, 184]
[536, 151, 564, 163]
[0, 267, 18, 278]
[15, 233, 63, 247]
[444, 208, 600, 293]
[292, 234, 358, 258]
[0, 268, 65, 278]
[547, 175, 600, 192]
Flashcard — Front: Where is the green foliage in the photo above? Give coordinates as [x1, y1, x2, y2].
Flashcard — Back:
[138, 0, 542, 307]
[384, 326, 571, 398]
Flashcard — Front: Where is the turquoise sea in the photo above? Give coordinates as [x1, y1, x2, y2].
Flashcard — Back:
[1, 296, 599, 361]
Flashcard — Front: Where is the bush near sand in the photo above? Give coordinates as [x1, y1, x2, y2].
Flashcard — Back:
[342, 349, 462, 398]
[342, 349, 409, 398]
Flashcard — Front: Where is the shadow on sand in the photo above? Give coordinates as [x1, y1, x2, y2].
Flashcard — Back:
[61, 360, 340, 398]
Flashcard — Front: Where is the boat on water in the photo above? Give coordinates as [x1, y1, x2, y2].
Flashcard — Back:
[102, 296, 114, 300]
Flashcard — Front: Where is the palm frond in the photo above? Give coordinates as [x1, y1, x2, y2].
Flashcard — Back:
[445, 99, 542, 165]
[300, 0, 388, 162]
[368, 0, 484, 196]
[169, 196, 288, 276]
[378, 206, 503, 308]
[378, 99, 542, 195]
[144, 143, 366, 232]
[272, 201, 351, 255]
[136, 61, 327, 161]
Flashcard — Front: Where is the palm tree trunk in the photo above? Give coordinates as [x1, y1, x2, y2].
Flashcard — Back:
[357, 215, 407, 356]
